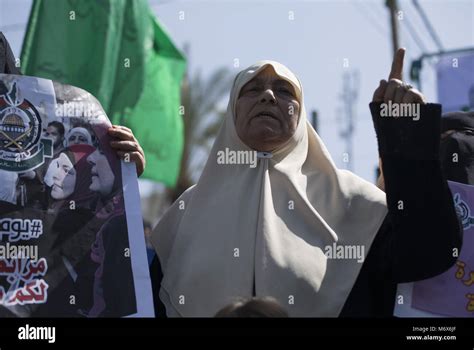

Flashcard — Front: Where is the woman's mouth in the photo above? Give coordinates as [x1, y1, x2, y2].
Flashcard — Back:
[252, 111, 280, 122]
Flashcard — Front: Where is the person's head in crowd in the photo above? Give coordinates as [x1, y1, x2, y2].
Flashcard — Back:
[44, 121, 65, 149]
[49, 144, 96, 205]
[215, 297, 289, 317]
[64, 127, 93, 147]
[377, 110, 474, 190]
[440, 111, 474, 185]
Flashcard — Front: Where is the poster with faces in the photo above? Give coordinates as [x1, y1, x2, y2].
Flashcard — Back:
[0, 74, 154, 317]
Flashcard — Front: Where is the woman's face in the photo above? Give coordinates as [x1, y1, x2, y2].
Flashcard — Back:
[235, 66, 300, 152]
[68, 132, 89, 145]
[87, 149, 115, 196]
[51, 153, 76, 199]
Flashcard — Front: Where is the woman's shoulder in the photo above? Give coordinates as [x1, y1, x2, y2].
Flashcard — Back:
[336, 169, 387, 206]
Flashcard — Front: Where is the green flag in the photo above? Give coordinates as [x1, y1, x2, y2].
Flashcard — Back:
[21, 0, 186, 186]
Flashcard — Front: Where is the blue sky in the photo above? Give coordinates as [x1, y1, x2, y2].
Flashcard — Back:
[1, 0, 473, 188]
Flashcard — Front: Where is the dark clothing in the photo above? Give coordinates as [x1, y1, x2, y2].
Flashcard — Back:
[440, 111, 474, 185]
[97, 215, 137, 317]
[441, 111, 474, 132]
[31, 207, 97, 317]
[149, 102, 462, 317]
[32, 214, 137, 317]
[339, 103, 462, 317]
[147, 247, 155, 265]
[0, 32, 20, 76]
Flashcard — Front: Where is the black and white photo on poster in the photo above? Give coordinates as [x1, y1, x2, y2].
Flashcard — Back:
[0, 73, 154, 317]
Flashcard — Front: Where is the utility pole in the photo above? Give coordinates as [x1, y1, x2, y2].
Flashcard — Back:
[412, 0, 444, 52]
[338, 70, 359, 172]
[386, 0, 400, 55]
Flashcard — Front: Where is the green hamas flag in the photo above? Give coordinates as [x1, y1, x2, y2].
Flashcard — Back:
[21, 0, 186, 186]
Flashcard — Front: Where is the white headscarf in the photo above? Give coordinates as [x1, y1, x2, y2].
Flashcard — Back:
[64, 127, 92, 147]
[151, 61, 388, 317]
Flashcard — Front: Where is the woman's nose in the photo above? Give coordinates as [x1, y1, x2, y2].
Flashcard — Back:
[259, 89, 277, 104]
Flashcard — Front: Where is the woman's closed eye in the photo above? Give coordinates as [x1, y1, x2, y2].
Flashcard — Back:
[243, 85, 261, 94]
[277, 87, 293, 95]
[274, 83, 295, 97]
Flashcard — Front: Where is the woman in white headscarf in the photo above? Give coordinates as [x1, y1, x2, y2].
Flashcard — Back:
[64, 127, 93, 147]
[150, 50, 461, 317]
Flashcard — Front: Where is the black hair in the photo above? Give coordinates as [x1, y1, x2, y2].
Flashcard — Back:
[48, 121, 65, 137]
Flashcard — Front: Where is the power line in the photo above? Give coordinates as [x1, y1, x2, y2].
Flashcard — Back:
[412, 0, 444, 52]
[351, 2, 389, 40]
[359, 1, 420, 57]
[399, 4, 428, 53]
[364, 1, 394, 38]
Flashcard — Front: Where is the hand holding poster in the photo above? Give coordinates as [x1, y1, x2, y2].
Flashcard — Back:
[0, 74, 154, 317]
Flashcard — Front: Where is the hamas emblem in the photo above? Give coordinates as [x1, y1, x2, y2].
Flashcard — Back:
[453, 193, 474, 230]
[0, 82, 52, 172]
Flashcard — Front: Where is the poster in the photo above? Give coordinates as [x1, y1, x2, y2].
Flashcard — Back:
[0, 74, 154, 317]
[394, 181, 474, 317]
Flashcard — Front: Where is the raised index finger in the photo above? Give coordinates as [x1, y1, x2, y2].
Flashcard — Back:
[388, 47, 405, 81]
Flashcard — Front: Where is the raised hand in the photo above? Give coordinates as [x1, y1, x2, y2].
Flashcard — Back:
[108, 125, 146, 177]
[372, 48, 426, 104]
